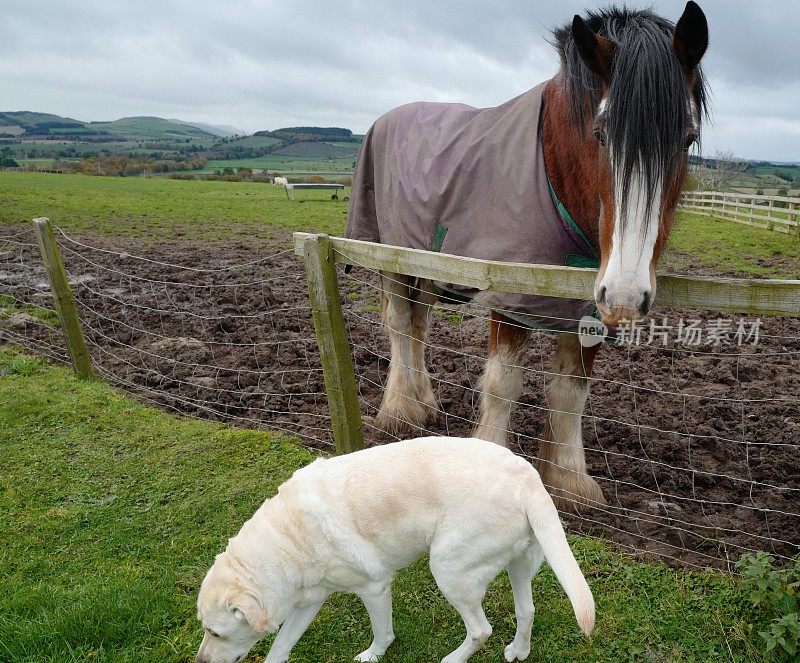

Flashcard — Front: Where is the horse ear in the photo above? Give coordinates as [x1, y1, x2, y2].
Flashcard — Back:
[571, 14, 614, 81]
[673, 1, 708, 73]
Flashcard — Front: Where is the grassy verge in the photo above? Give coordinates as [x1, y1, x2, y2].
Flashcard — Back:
[0, 347, 768, 662]
[0, 293, 60, 327]
[662, 211, 800, 279]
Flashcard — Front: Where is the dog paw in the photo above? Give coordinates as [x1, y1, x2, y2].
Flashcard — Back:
[504, 643, 530, 661]
[354, 649, 380, 662]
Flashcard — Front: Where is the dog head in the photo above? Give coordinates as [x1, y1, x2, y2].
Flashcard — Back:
[195, 550, 277, 663]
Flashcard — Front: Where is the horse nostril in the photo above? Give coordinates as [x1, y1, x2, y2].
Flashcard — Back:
[639, 291, 651, 316]
[597, 286, 607, 306]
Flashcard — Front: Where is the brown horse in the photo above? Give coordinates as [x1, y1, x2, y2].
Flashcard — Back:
[346, 3, 709, 511]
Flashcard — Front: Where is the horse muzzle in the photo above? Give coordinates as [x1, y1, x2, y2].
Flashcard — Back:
[595, 285, 652, 327]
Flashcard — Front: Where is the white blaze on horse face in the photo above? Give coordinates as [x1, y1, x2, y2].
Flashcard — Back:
[596, 152, 660, 324]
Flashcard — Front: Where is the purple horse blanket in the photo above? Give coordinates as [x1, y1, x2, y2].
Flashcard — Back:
[346, 82, 599, 331]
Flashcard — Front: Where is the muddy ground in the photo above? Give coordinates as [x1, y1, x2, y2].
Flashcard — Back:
[2, 224, 799, 569]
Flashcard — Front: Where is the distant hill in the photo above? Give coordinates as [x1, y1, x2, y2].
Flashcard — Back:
[87, 117, 216, 139]
[0, 111, 218, 140]
[168, 119, 243, 138]
[0, 111, 85, 127]
[0, 111, 89, 137]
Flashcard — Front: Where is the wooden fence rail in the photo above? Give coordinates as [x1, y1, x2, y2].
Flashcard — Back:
[680, 190, 800, 234]
[294, 232, 800, 318]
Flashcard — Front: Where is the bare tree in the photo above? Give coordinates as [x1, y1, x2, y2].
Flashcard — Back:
[693, 150, 742, 191]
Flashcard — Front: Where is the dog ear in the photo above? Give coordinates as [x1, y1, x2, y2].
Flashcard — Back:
[233, 593, 269, 633]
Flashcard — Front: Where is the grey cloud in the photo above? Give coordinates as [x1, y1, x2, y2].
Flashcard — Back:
[0, 0, 798, 161]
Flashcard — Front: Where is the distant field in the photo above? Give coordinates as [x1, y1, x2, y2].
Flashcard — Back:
[726, 165, 800, 190]
[272, 141, 359, 158]
[0, 171, 348, 238]
[1, 172, 798, 278]
[750, 164, 800, 180]
[213, 135, 281, 148]
[205, 155, 355, 174]
[10, 137, 217, 158]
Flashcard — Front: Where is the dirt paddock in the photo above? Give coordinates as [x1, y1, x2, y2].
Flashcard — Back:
[2, 225, 799, 569]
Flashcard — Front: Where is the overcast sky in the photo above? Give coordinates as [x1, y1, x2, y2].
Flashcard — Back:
[2, 1, 798, 161]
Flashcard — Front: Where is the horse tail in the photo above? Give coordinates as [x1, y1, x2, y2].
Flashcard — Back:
[523, 468, 595, 636]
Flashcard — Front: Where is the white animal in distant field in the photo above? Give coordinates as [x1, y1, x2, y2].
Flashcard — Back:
[195, 436, 595, 663]
[273, 176, 289, 187]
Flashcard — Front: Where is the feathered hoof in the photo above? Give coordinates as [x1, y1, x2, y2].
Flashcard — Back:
[538, 464, 606, 514]
[375, 396, 438, 436]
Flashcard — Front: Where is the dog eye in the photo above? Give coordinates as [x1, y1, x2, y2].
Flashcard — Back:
[207, 628, 221, 639]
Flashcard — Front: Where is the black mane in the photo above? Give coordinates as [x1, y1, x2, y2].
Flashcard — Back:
[553, 6, 709, 231]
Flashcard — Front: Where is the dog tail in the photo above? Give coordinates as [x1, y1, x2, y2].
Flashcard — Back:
[524, 469, 595, 636]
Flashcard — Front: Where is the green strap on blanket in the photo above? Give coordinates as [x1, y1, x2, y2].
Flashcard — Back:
[547, 177, 600, 267]
[430, 222, 448, 252]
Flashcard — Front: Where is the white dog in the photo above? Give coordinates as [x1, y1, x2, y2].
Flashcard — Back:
[195, 437, 594, 663]
[273, 176, 289, 187]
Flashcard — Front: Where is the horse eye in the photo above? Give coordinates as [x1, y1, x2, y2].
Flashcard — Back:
[592, 127, 607, 147]
[684, 133, 698, 151]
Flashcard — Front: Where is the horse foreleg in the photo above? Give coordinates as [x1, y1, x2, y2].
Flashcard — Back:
[473, 313, 530, 446]
[375, 273, 438, 435]
[536, 332, 605, 512]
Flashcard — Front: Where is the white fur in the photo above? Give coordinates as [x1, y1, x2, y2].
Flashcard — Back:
[596, 158, 661, 317]
[273, 176, 289, 187]
[195, 437, 595, 663]
[536, 334, 605, 510]
[375, 272, 438, 434]
[474, 342, 526, 446]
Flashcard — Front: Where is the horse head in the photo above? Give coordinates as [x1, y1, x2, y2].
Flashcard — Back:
[569, 2, 708, 326]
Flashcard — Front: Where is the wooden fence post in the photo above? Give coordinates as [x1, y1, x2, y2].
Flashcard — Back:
[32, 217, 94, 378]
[303, 233, 364, 454]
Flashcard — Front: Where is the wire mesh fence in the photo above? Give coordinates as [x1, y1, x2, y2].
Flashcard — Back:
[2, 223, 800, 570]
[1, 226, 334, 448]
[333, 244, 800, 571]
[0, 226, 69, 363]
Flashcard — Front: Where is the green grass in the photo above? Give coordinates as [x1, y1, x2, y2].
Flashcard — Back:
[1, 172, 798, 278]
[0, 171, 348, 238]
[0, 292, 60, 327]
[0, 347, 770, 662]
[0, 172, 800, 278]
[665, 211, 800, 278]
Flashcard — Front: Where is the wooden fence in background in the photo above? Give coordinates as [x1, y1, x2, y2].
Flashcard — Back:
[680, 190, 800, 234]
